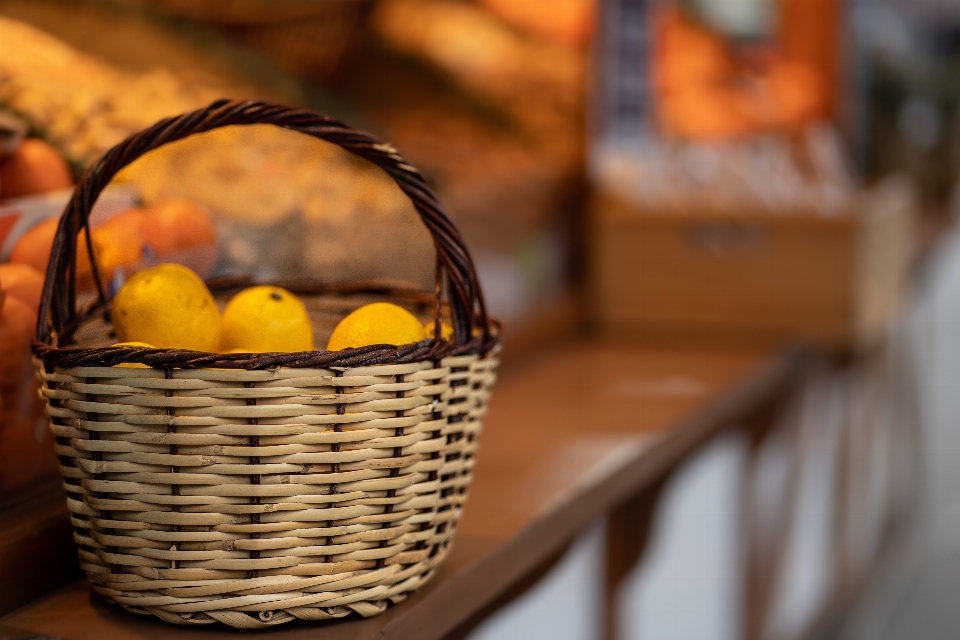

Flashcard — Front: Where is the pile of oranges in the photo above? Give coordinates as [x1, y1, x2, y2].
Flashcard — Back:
[0, 137, 73, 494]
[10, 198, 217, 288]
[0, 135, 220, 494]
[0, 261, 50, 494]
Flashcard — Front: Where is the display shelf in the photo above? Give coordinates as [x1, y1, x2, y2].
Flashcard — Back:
[0, 340, 801, 640]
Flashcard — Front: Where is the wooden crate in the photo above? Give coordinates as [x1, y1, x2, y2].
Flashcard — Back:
[587, 178, 916, 351]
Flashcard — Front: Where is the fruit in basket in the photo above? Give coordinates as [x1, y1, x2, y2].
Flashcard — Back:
[111, 263, 221, 351]
[0, 263, 44, 311]
[0, 138, 73, 198]
[220, 286, 314, 353]
[327, 302, 427, 351]
[425, 320, 454, 340]
[110, 342, 154, 368]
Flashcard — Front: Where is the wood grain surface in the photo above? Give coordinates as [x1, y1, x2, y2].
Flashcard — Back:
[588, 190, 915, 352]
[2, 340, 802, 640]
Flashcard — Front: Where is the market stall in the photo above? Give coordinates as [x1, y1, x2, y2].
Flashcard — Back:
[0, 1, 943, 639]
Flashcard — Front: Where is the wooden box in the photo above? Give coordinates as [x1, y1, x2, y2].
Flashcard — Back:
[587, 178, 916, 351]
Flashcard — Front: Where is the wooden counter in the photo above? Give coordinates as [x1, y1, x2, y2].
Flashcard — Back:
[0, 341, 803, 640]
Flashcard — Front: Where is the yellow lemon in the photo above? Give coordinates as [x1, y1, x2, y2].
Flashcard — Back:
[424, 321, 454, 340]
[327, 302, 428, 351]
[111, 263, 221, 351]
[110, 341, 154, 368]
[220, 286, 315, 353]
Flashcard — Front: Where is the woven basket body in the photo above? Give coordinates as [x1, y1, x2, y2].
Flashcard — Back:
[32, 100, 499, 628]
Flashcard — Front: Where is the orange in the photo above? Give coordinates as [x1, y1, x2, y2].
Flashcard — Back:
[0, 288, 48, 494]
[0, 263, 44, 312]
[0, 295, 35, 392]
[91, 207, 146, 281]
[9, 217, 59, 273]
[9, 217, 92, 283]
[141, 199, 217, 255]
[0, 139, 73, 198]
[10, 209, 153, 290]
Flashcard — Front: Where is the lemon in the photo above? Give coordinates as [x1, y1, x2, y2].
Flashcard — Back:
[327, 302, 428, 351]
[425, 321, 454, 340]
[110, 341, 154, 368]
[220, 286, 314, 353]
[111, 263, 221, 351]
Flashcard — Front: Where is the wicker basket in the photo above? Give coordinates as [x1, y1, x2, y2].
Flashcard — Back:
[31, 100, 500, 629]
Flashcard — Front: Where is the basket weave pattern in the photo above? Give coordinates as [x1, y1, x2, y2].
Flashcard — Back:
[32, 100, 500, 628]
[38, 354, 496, 627]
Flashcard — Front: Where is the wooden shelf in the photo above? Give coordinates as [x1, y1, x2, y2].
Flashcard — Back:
[0, 340, 804, 639]
[0, 482, 80, 617]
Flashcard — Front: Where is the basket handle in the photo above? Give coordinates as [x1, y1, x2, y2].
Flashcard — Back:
[37, 99, 489, 348]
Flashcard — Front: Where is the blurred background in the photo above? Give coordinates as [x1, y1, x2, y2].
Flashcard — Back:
[1, 0, 959, 638]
